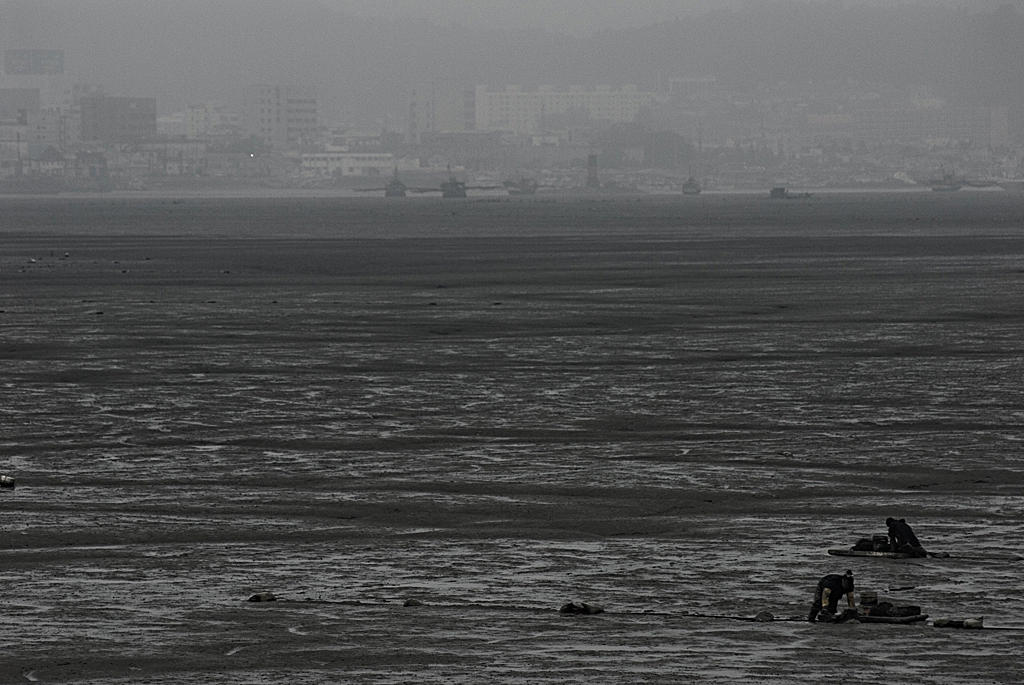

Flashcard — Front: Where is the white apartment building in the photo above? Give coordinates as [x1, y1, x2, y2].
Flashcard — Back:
[241, 84, 318, 149]
[474, 85, 659, 134]
[301, 150, 419, 177]
[186, 102, 238, 137]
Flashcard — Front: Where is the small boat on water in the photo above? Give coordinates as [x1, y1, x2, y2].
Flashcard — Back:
[769, 186, 812, 199]
[681, 177, 702, 195]
[929, 173, 962, 192]
[384, 172, 407, 197]
[353, 167, 408, 197]
[355, 168, 500, 198]
[504, 178, 539, 196]
[438, 176, 477, 198]
[413, 166, 501, 198]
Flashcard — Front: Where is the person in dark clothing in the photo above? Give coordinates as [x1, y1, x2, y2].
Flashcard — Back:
[887, 517, 927, 556]
[808, 570, 856, 623]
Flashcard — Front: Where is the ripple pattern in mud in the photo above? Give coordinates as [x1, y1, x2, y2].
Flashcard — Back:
[2, 197, 1024, 684]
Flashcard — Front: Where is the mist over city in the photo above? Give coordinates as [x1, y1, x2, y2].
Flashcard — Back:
[0, 0, 1022, 191]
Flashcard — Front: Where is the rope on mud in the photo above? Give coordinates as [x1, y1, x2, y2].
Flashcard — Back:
[929, 552, 1024, 562]
[672, 611, 803, 623]
[669, 612, 1024, 630]
[254, 598, 1024, 630]
[656, 611, 1024, 629]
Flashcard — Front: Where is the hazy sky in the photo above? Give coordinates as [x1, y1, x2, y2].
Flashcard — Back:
[324, 0, 738, 34]
[322, 0, 1016, 35]
[3, 0, 1020, 123]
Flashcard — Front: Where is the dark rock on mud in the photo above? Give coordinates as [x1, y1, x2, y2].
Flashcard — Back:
[247, 592, 277, 602]
[560, 601, 605, 615]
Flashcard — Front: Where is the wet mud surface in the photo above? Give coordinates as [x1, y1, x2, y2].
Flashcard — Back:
[1, 193, 1023, 683]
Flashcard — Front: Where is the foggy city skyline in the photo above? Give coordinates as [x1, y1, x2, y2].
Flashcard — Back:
[0, 0, 1022, 192]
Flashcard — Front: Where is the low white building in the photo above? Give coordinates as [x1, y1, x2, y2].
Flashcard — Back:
[301, 150, 418, 177]
[28, 144, 66, 175]
[138, 140, 207, 175]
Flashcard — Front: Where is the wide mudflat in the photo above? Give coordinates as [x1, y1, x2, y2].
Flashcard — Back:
[1, 192, 1023, 683]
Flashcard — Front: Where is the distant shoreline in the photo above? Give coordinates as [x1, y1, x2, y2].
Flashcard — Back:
[0, 184, 1014, 201]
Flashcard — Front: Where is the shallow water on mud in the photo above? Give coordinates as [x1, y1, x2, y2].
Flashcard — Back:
[1, 195, 1023, 683]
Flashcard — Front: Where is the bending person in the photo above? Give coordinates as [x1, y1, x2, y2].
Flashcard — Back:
[808, 570, 856, 623]
[887, 517, 927, 556]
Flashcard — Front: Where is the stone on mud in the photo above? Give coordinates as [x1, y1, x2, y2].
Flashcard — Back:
[247, 592, 276, 602]
[934, 617, 984, 629]
[559, 601, 604, 615]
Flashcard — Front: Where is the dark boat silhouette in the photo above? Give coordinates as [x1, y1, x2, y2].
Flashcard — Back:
[503, 178, 540, 196]
[384, 172, 407, 197]
[411, 172, 500, 198]
[439, 177, 469, 198]
[358, 167, 500, 199]
[354, 167, 408, 197]
[929, 173, 962, 192]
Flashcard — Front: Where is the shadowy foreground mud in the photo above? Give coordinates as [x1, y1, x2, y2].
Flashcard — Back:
[1, 193, 1023, 683]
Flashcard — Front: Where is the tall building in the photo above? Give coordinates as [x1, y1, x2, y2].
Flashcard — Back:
[241, 85, 318, 149]
[427, 79, 475, 133]
[1, 50, 71, 111]
[62, 84, 104, 145]
[80, 96, 157, 143]
[474, 84, 659, 135]
[0, 88, 40, 122]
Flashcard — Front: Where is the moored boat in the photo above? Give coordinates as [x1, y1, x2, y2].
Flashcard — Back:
[930, 173, 962, 192]
[681, 177, 702, 195]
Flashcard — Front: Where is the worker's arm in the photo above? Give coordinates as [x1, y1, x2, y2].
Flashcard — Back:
[847, 592, 857, 610]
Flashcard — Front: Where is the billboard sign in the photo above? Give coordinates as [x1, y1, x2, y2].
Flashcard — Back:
[4, 50, 64, 75]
